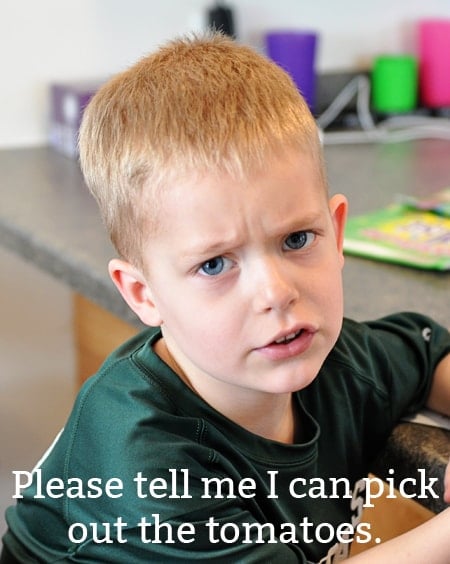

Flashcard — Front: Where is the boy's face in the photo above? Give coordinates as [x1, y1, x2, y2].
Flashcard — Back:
[118, 149, 347, 406]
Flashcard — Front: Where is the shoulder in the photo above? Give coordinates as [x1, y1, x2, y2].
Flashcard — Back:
[34, 328, 219, 522]
[317, 312, 450, 414]
[49, 328, 213, 481]
[334, 312, 450, 368]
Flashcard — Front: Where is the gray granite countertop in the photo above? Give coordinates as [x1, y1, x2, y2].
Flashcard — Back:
[0, 141, 449, 511]
[0, 146, 138, 325]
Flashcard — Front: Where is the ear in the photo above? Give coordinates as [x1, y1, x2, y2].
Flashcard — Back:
[108, 258, 163, 327]
[328, 193, 348, 261]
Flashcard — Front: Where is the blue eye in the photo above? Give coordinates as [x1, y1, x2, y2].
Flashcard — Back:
[200, 256, 229, 276]
[284, 231, 314, 250]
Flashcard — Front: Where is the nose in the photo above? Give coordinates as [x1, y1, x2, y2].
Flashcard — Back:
[251, 257, 299, 314]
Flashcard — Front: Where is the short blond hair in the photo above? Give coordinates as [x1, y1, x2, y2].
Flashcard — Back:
[79, 32, 324, 268]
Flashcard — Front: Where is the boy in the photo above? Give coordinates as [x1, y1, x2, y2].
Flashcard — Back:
[2, 32, 450, 563]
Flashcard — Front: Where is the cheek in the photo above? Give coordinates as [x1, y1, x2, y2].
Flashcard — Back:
[313, 260, 344, 315]
[163, 296, 238, 350]
[325, 273, 344, 331]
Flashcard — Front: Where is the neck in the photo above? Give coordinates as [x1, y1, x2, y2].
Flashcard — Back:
[154, 337, 298, 444]
[228, 393, 297, 443]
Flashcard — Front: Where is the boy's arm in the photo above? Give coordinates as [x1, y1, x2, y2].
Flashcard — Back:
[425, 351, 450, 502]
[425, 352, 450, 416]
[445, 461, 450, 504]
[348, 507, 450, 563]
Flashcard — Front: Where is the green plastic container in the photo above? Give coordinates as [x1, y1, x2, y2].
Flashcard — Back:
[372, 55, 418, 113]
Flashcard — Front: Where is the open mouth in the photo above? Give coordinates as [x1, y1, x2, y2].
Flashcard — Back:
[274, 329, 303, 345]
[258, 327, 315, 360]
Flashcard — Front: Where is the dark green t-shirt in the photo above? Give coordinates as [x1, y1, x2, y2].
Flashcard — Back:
[3, 313, 450, 563]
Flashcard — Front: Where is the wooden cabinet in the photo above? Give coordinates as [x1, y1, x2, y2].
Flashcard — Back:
[350, 483, 434, 555]
[73, 293, 138, 387]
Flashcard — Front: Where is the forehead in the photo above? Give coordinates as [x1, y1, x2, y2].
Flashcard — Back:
[144, 149, 327, 243]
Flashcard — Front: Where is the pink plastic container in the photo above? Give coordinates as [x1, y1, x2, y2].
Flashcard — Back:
[418, 19, 450, 108]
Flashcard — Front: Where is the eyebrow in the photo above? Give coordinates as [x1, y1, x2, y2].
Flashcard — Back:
[181, 211, 326, 259]
[181, 238, 242, 260]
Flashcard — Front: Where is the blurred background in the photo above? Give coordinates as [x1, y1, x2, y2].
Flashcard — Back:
[2, 0, 450, 148]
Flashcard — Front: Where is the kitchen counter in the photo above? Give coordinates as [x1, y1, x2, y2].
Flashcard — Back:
[1, 142, 448, 327]
[0, 140, 449, 511]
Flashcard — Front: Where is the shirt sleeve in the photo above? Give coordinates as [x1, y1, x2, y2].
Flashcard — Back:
[365, 312, 450, 422]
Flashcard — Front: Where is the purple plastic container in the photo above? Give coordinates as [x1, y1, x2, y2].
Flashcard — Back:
[49, 79, 104, 158]
[265, 31, 318, 111]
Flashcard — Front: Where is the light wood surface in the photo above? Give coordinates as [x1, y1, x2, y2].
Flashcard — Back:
[73, 293, 138, 387]
[350, 480, 434, 555]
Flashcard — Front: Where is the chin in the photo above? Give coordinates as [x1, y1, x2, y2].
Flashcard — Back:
[265, 366, 320, 395]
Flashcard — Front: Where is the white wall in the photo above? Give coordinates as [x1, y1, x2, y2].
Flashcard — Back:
[1, 0, 449, 148]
